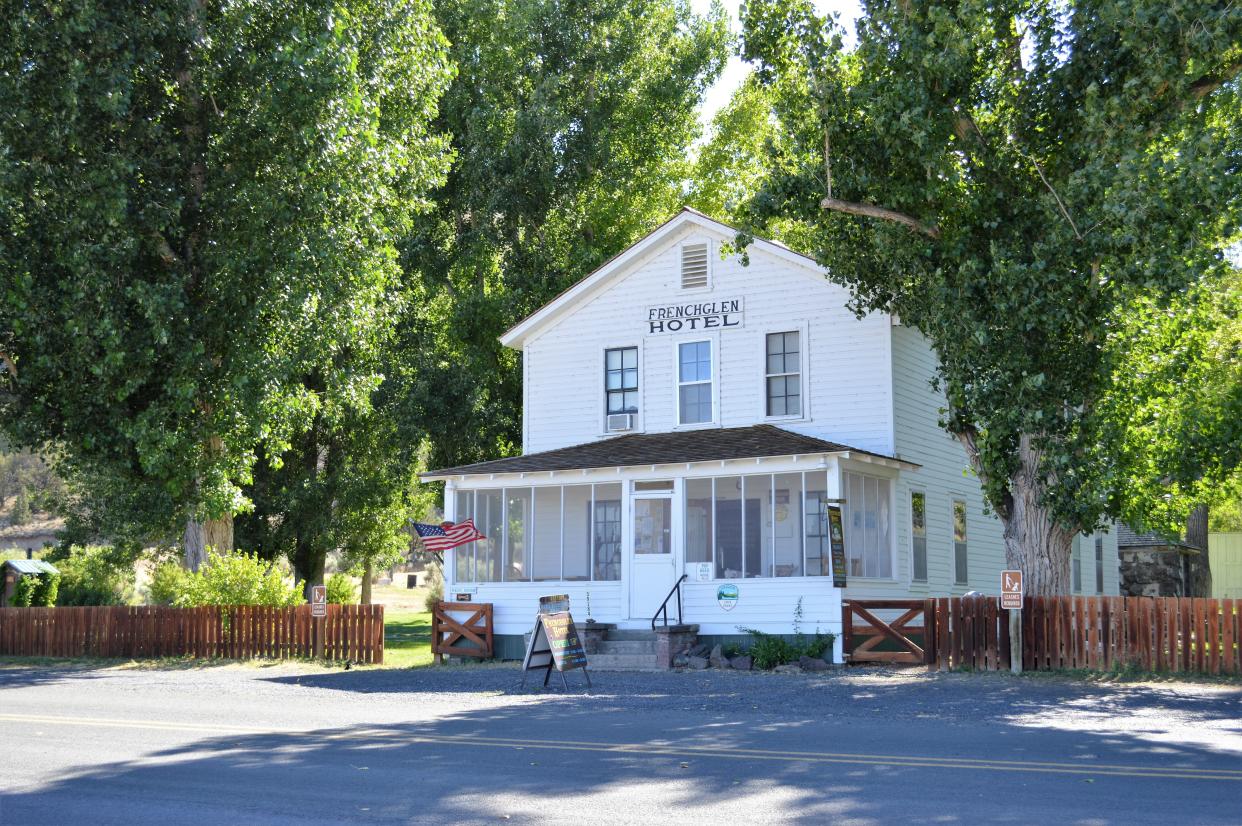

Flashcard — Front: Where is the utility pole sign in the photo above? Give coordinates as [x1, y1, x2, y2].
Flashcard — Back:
[1000, 570, 1023, 610]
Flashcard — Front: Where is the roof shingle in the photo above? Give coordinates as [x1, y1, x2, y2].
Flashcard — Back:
[422, 425, 913, 478]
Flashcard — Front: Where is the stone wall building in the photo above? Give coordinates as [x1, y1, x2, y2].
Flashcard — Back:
[1117, 524, 1211, 597]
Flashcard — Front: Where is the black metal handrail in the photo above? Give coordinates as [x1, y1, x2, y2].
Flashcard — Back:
[651, 574, 689, 630]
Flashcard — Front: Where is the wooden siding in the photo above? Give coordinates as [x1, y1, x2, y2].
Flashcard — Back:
[1209, 533, 1242, 598]
[522, 223, 895, 456]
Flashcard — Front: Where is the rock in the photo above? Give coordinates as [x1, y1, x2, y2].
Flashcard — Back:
[773, 663, 803, 675]
[672, 654, 689, 668]
[730, 655, 753, 671]
[687, 656, 709, 670]
[689, 643, 710, 658]
[799, 656, 831, 672]
[709, 644, 728, 669]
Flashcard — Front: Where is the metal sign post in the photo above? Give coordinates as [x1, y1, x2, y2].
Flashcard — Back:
[311, 584, 327, 659]
[1001, 570, 1023, 674]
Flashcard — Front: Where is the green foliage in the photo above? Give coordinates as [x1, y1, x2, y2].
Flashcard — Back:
[733, 1, 1242, 586]
[173, 551, 304, 608]
[55, 545, 135, 606]
[31, 570, 58, 606]
[422, 563, 444, 612]
[11, 574, 35, 607]
[396, 0, 730, 475]
[9, 485, 31, 525]
[1211, 496, 1242, 533]
[325, 572, 358, 605]
[0, 0, 454, 545]
[737, 597, 835, 668]
[147, 560, 189, 606]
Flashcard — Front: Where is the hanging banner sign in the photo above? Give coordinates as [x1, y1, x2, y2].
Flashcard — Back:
[646, 297, 743, 334]
[827, 505, 847, 588]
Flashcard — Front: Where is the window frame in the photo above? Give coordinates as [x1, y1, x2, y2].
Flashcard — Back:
[603, 345, 640, 419]
[1094, 535, 1105, 594]
[952, 498, 969, 586]
[673, 334, 719, 428]
[841, 469, 897, 581]
[763, 329, 804, 419]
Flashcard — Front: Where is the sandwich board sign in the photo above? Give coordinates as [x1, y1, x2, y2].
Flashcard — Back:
[1001, 570, 1023, 610]
[521, 595, 591, 689]
[310, 584, 327, 618]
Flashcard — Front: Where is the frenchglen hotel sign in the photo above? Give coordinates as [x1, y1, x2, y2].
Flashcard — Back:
[646, 298, 743, 334]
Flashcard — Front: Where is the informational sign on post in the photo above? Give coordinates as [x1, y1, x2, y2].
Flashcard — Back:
[310, 584, 327, 618]
[827, 505, 847, 588]
[1000, 570, 1023, 610]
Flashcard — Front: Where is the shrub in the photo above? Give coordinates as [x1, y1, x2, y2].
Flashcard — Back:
[56, 545, 134, 606]
[31, 571, 59, 606]
[423, 562, 444, 612]
[11, 574, 36, 607]
[738, 597, 837, 669]
[147, 561, 189, 606]
[325, 572, 357, 605]
[174, 550, 304, 607]
[9, 485, 32, 525]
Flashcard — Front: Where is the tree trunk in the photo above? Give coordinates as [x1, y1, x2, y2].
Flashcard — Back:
[361, 559, 373, 605]
[1184, 503, 1212, 597]
[183, 513, 234, 571]
[293, 538, 326, 602]
[958, 431, 1077, 595]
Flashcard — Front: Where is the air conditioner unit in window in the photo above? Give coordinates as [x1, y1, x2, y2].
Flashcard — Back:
[607, 413, 635, 432]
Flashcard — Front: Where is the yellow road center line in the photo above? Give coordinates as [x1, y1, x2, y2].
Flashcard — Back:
[2, 712, 1238, 781]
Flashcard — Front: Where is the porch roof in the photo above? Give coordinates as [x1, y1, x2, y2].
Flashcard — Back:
[421, 424, 918, 480]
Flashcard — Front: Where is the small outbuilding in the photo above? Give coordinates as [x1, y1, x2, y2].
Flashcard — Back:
[1, 558, 60, 607]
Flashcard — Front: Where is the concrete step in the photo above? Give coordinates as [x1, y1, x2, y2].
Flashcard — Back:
[587, 653, 660, 671]
[594, 640, 656, 655]
[606, 629, 658, 641]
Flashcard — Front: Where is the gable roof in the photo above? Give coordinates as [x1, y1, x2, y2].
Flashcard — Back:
[421, 424, 917, 480]
[499, 208, 828, 349]
[1116, 523, 1198, 550]
[3, 559, 59, 575]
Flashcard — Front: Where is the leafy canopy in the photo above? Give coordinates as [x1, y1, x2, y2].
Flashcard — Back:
[737, 0, 1242, 536]
[0, 0, 453, 536]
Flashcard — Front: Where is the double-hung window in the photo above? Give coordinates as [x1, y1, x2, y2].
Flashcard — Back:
[953, 500, 968, 585]
[910, 491, 927, 582]
[678, 340, 713, 424]
[605, 347, 638, 415]
[1094, 535, 1104, 594]
[765, 331, 801, 416]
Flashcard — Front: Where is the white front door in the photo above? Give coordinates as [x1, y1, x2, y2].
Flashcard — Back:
[628, 493, 677, 620]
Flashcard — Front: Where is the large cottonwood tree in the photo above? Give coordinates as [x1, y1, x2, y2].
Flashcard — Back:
[736, 0, 1242, 593]
[397, 0, 730, 471]
[0, 0, 453, 567]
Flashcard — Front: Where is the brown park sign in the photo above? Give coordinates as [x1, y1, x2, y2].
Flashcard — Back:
[1001, 570, 1023, 610]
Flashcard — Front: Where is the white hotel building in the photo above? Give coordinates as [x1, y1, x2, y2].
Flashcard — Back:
[422, 209, 1118, 661]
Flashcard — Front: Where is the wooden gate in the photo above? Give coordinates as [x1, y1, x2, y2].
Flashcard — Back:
[431, 601, 494, 663]
[843, 599, 934, 665]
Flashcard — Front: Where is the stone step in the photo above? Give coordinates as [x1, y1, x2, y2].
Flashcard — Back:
[605, 629, 658, 641]
[586, 653, 660, 671]
[594, 640, 656, 655]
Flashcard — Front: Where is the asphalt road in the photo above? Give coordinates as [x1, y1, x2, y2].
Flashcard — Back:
[0, 661, 1239, 825]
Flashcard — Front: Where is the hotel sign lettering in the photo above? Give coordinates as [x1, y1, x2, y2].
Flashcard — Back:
[646, 297, 743, 334]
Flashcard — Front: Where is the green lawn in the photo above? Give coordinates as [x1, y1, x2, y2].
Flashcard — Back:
[382, 608, 433, 668]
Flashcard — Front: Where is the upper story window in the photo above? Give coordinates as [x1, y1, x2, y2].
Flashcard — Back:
[678, 340, 713, 424]
[605, 347, 638, 415]
[681, 242, 709, 289]
[765, 331, 801, 417]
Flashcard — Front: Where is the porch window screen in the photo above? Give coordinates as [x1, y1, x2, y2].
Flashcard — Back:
[844, 472, 893, 579]
[683, 470, 826, 579]
[450, 483, 621, 583]
[911, 491, 927, 582]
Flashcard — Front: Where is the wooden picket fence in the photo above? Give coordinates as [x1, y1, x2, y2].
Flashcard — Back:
[0, 604, 384, 664]
[922, 595, 1241, 675]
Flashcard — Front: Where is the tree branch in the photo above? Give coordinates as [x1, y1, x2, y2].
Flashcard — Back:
[1190, 57, 1242, 100]
[820, 197, 940, 239]
[0, 350, 15, 380]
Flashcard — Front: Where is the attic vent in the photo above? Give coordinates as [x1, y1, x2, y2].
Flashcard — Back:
[680, 242, 709, 289]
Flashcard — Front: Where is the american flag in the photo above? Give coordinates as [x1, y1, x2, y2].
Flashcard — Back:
[412, 519, 485, 553]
